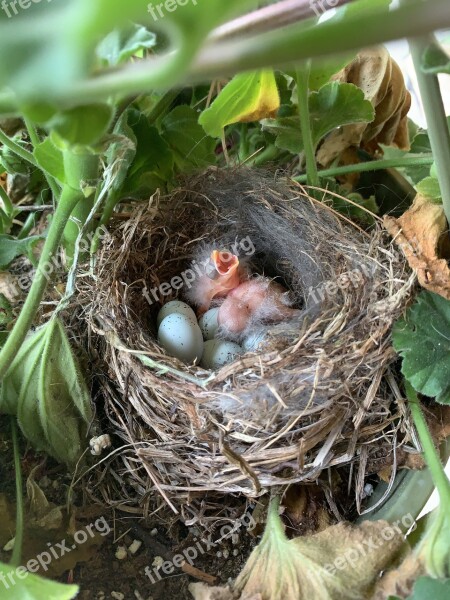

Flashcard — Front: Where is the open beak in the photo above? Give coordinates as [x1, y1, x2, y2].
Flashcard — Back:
[207, 250, 239, 279]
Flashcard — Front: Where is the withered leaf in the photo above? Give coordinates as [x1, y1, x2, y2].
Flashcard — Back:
[384, 195, 450, 299]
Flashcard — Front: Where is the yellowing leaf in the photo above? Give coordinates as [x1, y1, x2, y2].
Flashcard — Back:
[190, 500, 406, 600]
[199, 70, 280, 138]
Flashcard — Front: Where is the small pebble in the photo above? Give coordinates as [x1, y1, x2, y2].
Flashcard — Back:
[216, 551, 222, 558]
[231, 533, 239, 545]
[111, 593, 124, 600]
[223, 549, 229, 559]
[233, 549, 239, 557]
[152, 556, 164, 568]
[115, 545, 127, 560]
[3, 538, 14, 552]
[129, 540, 142, 555]
[150, 528, 158, 536]
[38, 475, 51, 489]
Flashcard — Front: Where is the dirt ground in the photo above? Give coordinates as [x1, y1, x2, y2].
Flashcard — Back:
[0, 416, 258, 600]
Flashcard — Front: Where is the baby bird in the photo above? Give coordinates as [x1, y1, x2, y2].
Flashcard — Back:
[185, 248, 247, 315]
[185, 247, 298, 341]
[217, 277, 298, 340]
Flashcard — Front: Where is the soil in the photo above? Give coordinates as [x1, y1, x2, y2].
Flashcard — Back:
[0, 416, 257, 600]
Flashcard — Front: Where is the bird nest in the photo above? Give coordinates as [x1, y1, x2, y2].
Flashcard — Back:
[72, 168, 416, 522]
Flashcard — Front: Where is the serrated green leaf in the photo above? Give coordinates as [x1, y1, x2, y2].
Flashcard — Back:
[96, 23, 157, 67]
[48, 104, 113, 146]
[416, 176, 442, 202]
[199, 70, 280, 138]
[0, 562, 78, 600]
[160, 105, 216, 170]
[0, 234, 43, 269]
[0, 318, 93, 465]
[393, 291, 450, 404]
[33, 138, 65, 184]
[422, 42, 450, 75]
[406, 576, 450, 599]
[262, 82, 374, 154]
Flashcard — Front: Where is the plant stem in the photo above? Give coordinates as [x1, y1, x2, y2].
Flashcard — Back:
[210, 0, 351, 42]
[18, 0, 448, 107]
[192, 0, 450, 80]
[294, 155, 434, 182]
[296, 64, 318, 186]
[0, 127, 37, 168]
[406, 383, 450, 507]
[23, 117, 61, 202]
[408, 35, 450, 225]
[0, 185, 83, 379]
[10, 417, 23, 568]
[0, 181, 13, 215]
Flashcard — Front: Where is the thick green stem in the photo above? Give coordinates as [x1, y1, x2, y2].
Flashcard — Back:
[10, 417, 23, 568]
[0, 185, 83, 379]
[2, 0, 444, 109]
[406, 383, 450, 507]
[296, 64, 318, 187]
[408, 35, 450, 225]
[294, 155, 434, 183]
[62, 150, 100, 262]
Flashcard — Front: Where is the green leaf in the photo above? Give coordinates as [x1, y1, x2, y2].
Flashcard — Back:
[33, 138, 66, 184]
[393, 291, 450, 404]
[406, 576, 450, 599]
[0, 134, 30, 175]
[48, 104, 113, 146]
[0, 235, 43, 269]
[199, 70, 280, 138]
[122, 110, 173, 197]
[96, 23, 157, 66]
[262, 82, 374, 154]
[160, 105, 216, 170]
[416, 176, 442, 202]
[308, 54, 355, 91]
[0, 318, 94, 465]
[0, 562, 78, 600]
[422, 42, 450, 75]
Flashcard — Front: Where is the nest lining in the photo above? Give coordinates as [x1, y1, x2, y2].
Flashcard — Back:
[72, 168, 416, 521]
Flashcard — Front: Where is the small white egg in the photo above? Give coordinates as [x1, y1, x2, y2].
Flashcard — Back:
[157, 300, 196, 327]
[158, 314, 204, 364]
[243, 330, 266, 352]
[198, 308, 220, 340]
[201, 340, 243, 370]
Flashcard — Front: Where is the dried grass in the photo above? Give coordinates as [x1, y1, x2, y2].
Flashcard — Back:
[69, 168, 416, 523]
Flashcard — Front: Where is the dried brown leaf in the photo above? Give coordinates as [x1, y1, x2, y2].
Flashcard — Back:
[317, 47, 411, 166]
[371, 553, 424, 600]
[384, 195, 450, 299]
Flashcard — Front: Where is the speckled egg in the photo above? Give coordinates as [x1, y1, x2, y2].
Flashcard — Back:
[158, 314, 204, 363]
[198, 308, 220, 340]
[201, 339, 243, 370]
[157, 300, 197, 328]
